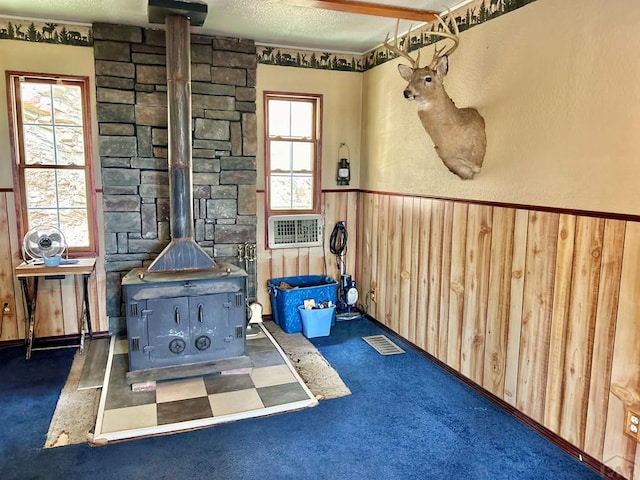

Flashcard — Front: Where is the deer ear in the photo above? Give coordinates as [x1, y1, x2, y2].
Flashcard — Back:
[398, 64, 413, 81]
[436, 55, 449, 77]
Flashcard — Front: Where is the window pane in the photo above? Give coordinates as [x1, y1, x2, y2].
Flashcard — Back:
[23, 125, 55, 165]
[57, 170, 87, 208]
[25, 169, 57, 208]
[292, 175, 313, 209]
[55, 126, 85, 165]
[268, 100, 291, 137]
[270, 141, 291, 171]
[21, 83, 53, 124]
[292, 142, 312, 172]
[27, 209, 59, 230]
[270, 175, 292, 210]
[59, 209, 89, 247]
[290, 102, 312, 138]
[52, 84, 83, 126]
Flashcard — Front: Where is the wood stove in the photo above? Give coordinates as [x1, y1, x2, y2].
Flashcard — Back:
[123, 0, 248, 381]
[123, 266, 246, 371]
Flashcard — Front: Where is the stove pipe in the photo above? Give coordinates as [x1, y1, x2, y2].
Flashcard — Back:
[146, 0, 215, 272]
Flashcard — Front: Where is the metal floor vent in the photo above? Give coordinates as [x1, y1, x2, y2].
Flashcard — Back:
[362, 335, 405, 356]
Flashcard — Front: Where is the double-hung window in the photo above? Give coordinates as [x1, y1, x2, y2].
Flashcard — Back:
[7, 72, 97, 255]
[264, 92, 322, 215]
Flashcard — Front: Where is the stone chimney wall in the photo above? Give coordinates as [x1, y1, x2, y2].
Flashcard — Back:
[94, 24, 257, 333]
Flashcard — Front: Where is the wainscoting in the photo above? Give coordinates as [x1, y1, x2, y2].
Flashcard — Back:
[356, 191, 640, 477]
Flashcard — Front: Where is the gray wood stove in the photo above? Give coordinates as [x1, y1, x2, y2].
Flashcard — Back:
[123, 1, 249, 382]
[123, 265, 247, 371]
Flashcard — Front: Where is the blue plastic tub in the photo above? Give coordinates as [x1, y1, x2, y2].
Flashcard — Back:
[299, 305, 334, 338]
[268, 275, 338, 333]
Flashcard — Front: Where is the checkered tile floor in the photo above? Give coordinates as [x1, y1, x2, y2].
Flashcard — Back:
[94, 325, 317, 443]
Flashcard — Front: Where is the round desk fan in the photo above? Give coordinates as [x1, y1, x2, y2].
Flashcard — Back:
[22, 226, 67, 264]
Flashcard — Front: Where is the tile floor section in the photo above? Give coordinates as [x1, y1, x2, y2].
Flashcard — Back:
[93, 325, 317, 443]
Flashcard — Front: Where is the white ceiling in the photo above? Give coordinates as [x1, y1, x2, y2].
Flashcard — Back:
[0, 0, 470, 53]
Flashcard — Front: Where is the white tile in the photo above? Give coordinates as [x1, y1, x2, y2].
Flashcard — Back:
[101, 404, 157, 433]
[156, 377, 207, 403]
[208, 389, 264, 416]
[250, 364, 295, 388]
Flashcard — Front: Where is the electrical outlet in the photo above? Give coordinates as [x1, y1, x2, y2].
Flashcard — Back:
[1, 298, 14, 316]
[624, 407, 640, 441]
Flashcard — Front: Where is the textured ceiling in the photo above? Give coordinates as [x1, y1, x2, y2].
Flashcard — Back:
[0, 0, 471, 53]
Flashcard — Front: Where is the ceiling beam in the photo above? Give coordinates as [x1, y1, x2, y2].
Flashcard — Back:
[283, 0, 438, 22]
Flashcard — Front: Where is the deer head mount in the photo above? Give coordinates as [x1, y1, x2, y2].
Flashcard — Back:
[385, 14, 487, 180]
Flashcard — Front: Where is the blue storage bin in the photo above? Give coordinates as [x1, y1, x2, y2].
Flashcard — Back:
[268, 275, 338, 333]
[299, 305, 334, 338]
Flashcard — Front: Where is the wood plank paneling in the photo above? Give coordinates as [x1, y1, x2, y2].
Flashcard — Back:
[483, 207, 515, 398]
[0, 193, 16, 340]
[603, 222, 640, 479]
[544, 214, 576, 433]
[461, 204, 492, 384]
[437, 201, 454, 364]
[376, 194, 390, 326]
[584, 219, 625, 459]
[416, 199, 442, 355]
[559, 216, 604, 447]
[446, 202, 468, 371]
[517, 211, 558, 423]
[408, 197, 422, 345]
[503, 208, 528, 407]
[398, 197, 414, 339]
[387, 196, 403, 333]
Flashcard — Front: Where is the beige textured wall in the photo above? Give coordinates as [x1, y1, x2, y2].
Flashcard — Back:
[0, 40, 100, 188]
[256, 64, 362, 190]
[361, 0, 640, 216]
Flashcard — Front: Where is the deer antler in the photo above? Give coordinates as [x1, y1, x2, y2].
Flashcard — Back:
[383, 19, 421, 69]
[427, 12, 460, 67]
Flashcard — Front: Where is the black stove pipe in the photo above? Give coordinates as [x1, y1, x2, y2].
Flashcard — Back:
[146, 1, 215, 272]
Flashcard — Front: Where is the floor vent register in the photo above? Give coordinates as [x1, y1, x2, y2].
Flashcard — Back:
[362, 335, 405, 356]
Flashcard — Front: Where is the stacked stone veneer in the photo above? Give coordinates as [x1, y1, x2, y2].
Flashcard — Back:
[94, 24, 257, 332]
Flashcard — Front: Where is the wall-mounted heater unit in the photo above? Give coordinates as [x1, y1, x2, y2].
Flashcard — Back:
[268, 214, 324, 249]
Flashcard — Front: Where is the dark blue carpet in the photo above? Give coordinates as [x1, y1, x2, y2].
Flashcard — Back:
[0, 320, 602, 479]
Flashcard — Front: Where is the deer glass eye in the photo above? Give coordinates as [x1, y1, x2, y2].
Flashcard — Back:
[425, 76, 432, 83]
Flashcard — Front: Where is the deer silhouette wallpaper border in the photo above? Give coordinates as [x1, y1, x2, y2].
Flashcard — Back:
[257, 0, 538, 72]
[0, 0, 536, 68]
[0, 18, 92, 46]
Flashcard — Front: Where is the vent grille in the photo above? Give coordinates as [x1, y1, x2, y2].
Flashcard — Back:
[235, 292, 243, 307]
[131, 337, 140, 352]
[362, 335, 405, 356]
[130, 303, 138, 316]
[235, 326, 244, 339]
[268, 214, 324, 249]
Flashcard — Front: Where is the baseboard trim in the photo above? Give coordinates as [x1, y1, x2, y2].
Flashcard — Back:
[364, 314, 625, 480]
[0, 331, 110, 350]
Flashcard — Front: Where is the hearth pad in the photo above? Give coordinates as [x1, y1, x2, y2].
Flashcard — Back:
[93, 324, 318, 443]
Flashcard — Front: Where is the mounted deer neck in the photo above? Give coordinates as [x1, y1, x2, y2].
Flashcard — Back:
[385, 14, 486, 180]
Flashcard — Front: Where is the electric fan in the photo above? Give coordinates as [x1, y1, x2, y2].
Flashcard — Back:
[22, 226, 67, 264]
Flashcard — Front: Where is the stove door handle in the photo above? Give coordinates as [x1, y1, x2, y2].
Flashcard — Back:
[174, 306, 180, 324]
[198, 303, 204, 322]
